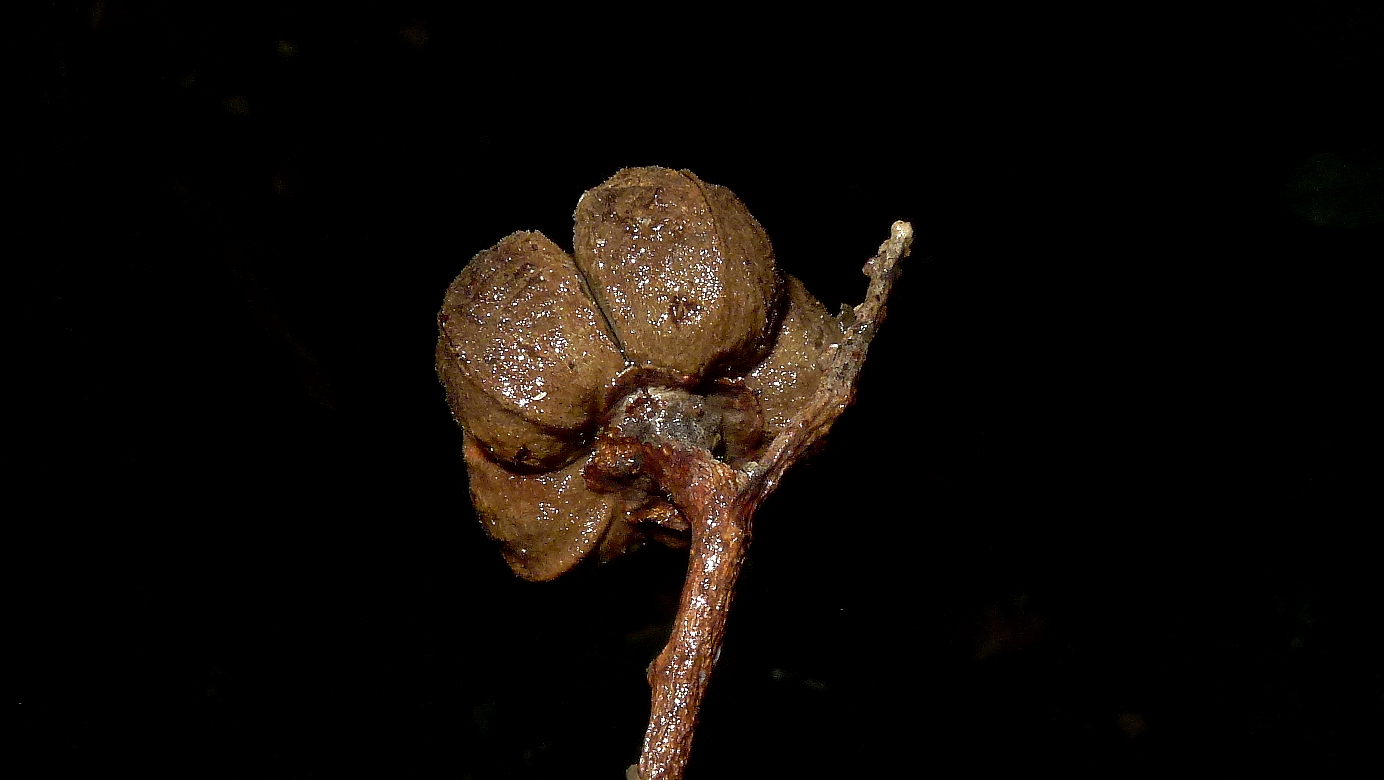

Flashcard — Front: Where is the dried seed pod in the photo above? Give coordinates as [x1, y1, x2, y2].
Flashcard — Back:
[438, 167, 841, 580]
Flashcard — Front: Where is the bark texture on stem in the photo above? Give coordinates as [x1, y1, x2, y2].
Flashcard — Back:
[616, 222, 914, 780]
[641, 454, 749, 778]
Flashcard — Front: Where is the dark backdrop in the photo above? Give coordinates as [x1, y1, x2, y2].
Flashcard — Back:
[24, 3, 1377, 778]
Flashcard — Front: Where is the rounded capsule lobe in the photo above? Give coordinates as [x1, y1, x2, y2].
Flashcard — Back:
[437, 231, 625, 470]
[462, 431, 674, 582]
[573, 167, 783, 379]
[744, 276, 844, 436]
[461, 433, 618, 581]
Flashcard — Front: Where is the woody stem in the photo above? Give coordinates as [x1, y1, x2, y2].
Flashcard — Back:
[633, 454, 750, 780]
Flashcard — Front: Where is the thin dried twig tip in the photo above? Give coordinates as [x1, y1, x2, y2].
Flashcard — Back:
[865, 220, 914, 277]
[884, 220, 914, 259]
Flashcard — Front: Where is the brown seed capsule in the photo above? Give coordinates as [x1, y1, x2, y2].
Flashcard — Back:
[437, 167, 842, 580]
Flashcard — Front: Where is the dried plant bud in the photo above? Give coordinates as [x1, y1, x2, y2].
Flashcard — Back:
[437, 167, 837, 580]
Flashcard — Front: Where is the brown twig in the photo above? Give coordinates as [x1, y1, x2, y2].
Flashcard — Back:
[615, 222, 914, 780]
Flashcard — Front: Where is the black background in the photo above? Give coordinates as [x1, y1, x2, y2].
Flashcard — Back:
[24, 3, 1378, 778]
